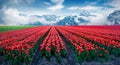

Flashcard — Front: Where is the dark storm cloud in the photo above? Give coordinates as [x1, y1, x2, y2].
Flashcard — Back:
[0, 0, 120, 25]
[0, 8, 5, 24]
[0, 0, 36, 9]
[0, 0, 11, 25]
[0, 0, 8, 9]
[0, 19, 5, 24]
[0, 0, 36, 25]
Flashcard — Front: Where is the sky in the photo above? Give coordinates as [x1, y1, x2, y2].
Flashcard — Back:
[0, 0, 120, 25]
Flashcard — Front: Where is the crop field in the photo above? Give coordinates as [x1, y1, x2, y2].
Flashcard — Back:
[0, 26, 33, 32]
[0, 26, 120, 65]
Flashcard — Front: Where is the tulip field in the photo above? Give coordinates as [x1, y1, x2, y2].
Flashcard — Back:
[0, 26, 120, 65]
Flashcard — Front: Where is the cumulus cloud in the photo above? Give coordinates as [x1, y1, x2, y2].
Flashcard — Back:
[108, 0, 120, 10]
[0, 7, 49, 25]
[68, 5, 102, 11]
[67, 4, 116, 25]
[0, 7, 62, 25]
[48, 0, 64, 11]
[0, 0, 119, 25]
[51, 0, 64, 4]
[22, 10, 47, 16]
[1, 8, 30, 25]
[87, 13, 108, 25]
[0, 0, 35, 9]
[48, 4, 64, 11]
[8, 0, 35, 5]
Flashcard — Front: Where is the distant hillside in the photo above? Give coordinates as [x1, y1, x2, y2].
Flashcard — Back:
[107, 10, 120, 25]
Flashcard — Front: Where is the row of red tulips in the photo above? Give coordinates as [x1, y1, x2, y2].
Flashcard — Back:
[63, 26, 120, 48]
[74, 26, 120, 36]
[56, 27, 110, 64]
[39, 27, 66, 63]
[73, 26, 120, 42]
[0, 26, 119, 65]
[0, 26, 50, 65]
[60, 26, 120, 57]
[0, 27, 40, 41]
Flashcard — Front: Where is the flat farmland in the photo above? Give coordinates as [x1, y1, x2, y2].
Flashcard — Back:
[0, 26, 33, 32]
[0, 26, 120, 65]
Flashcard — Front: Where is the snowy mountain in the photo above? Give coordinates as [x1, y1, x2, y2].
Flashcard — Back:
[26, 22, 43, 26]
[107, 10, 120, 25]
[56, 11, 94, 25]
[32, 15, 63, 25]
[56, 15, 88, 25]
[26, 10, 98, 26]
[56, 16, 78, 25]
[79, 10, 96, 17]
